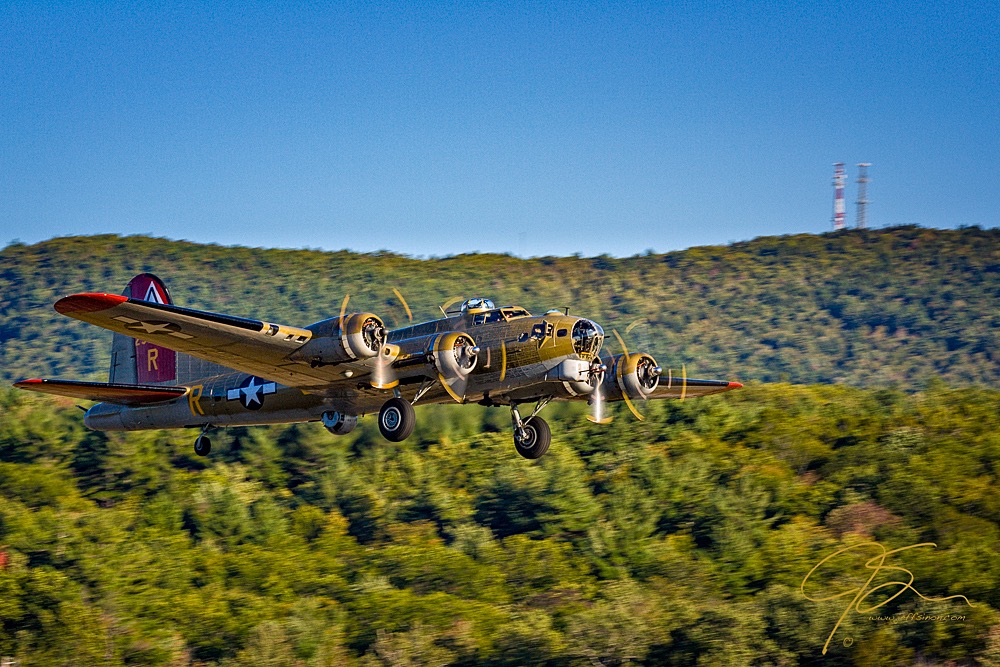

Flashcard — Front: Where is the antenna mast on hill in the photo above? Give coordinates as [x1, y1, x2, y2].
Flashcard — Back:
[832, 163, 846, 230]
[856, 163, 871, 229]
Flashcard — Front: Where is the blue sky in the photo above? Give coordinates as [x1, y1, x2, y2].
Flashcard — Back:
[2, 1, 997, 257]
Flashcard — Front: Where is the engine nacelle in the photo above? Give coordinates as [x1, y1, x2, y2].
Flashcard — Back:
[322, 411, 358, 436]
[431, 332, 479, 382]
[290, 312, 386, 366]
[612, 352, 661, 400]
[372, 331, 480, 389]
[552, 358, 598, 396]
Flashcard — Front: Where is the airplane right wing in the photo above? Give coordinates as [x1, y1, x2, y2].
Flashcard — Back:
[14, 378, 188, 406]
[54, 293, 371, 389]
[651, 377, 743, 400]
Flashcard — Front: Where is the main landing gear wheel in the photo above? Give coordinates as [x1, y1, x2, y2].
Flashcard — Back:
[378, 397, 416, 442]
[514, 416, 551, 459]
[193, 434, 212, 457]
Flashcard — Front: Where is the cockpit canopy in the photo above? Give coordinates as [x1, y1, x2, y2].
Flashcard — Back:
[572, 319, 604, 358]
[461, 298, 495, 313]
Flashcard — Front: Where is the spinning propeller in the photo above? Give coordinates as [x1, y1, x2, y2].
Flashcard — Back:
[586, 319, 682, 425]
[392, 287, 413, 324]
[612, 328, 651, 422]
[369, 287, 411, 390]
[433, 333, 480, 402]
[585, 358, 611, 424]
[367, 289, 481, 402]
[439, 296, 464, 317]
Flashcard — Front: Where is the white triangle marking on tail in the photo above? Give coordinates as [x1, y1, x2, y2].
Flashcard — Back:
[143, 283, 166, 304]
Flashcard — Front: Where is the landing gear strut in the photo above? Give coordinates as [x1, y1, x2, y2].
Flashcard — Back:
[511, 401, 552, 459]
[193, 424, 213, 457]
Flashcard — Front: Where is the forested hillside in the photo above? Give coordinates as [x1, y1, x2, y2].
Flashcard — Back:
[1, 225, 997, 387]
[2, 227, 1000, 665]
[2, 383, 999, 665]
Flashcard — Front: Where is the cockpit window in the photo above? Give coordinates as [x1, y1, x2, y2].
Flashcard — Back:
[472, 310, 505, 325]
[471, 307, 530, 325]
[572, 319, 604, 358]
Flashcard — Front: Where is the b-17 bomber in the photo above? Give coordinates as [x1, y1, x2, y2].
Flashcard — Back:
[16, 274, 742, 458]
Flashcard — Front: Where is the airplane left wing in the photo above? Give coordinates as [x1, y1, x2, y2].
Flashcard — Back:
[54, 293, 360, 389]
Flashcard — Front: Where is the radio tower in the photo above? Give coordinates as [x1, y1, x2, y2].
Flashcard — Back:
[856, 163, 871, 229]
[832, 162, 846, 230]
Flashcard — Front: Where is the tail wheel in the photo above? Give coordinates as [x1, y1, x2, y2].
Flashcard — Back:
[194, 434, 211, 457]
[514, 416, 551, 459]
[378, 397, 416, 442]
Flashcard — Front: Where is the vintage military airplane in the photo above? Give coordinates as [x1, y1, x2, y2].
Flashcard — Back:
[15, 274, 742, 458]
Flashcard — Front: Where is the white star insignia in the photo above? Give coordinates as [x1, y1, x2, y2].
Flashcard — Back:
[241, 377, 264, 406]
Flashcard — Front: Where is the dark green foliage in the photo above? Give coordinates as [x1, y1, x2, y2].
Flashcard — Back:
[2, 226, 998, 386]
[1, 384, 999, 665]
[2, 228, 999, 664]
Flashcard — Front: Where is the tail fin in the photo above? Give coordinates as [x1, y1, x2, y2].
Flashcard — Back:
[109, 274, 231, 385]
[110, 274, 176, 384]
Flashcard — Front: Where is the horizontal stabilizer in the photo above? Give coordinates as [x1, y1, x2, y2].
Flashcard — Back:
[14, 379, 188, 406]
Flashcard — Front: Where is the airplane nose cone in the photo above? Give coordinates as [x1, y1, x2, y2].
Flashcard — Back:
[572, 318, 604, 356]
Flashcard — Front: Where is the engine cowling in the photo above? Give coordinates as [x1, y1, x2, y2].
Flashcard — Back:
[553, 358, 599, 396]
[431, 332, 479, 382]
[290, 312, 386, 366]
[612, 352, 661, 400]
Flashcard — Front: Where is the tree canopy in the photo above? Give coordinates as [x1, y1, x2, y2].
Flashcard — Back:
[2, 227, 998, 664]
[1, 225, 997, 387]
[1, 383, 999, 665]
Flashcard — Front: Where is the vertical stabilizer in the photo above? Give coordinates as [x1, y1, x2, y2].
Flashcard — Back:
[109, 274, 177, 384]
